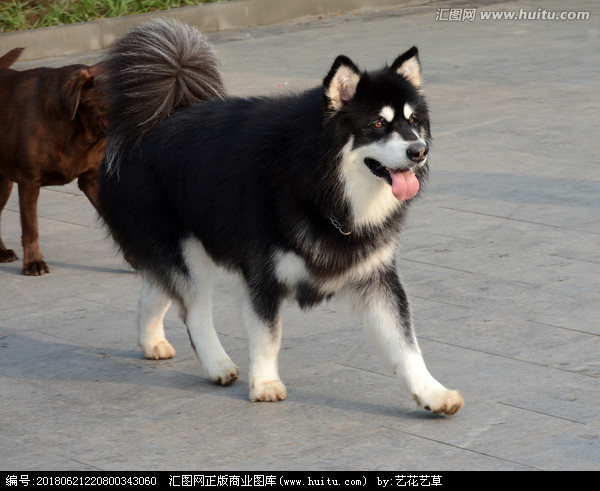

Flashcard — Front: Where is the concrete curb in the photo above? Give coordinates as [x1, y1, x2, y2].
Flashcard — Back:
[0, 0, 429, 61]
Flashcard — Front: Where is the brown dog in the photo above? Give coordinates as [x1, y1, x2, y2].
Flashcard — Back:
[0, 48, 108, 275]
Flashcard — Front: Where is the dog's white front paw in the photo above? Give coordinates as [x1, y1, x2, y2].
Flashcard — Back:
[413, 388, 464, 415]
[249, 379, 287, 402]
[141, 340, 176, 360]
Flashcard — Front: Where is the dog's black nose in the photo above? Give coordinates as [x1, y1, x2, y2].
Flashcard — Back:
[406, 143, 428, 163]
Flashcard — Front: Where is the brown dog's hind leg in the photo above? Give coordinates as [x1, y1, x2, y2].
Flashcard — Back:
[17, 181, 49, 275]
[0, 175, 18, 263]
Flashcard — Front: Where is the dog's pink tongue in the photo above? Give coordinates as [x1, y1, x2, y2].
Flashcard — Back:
[390, 170, 420, 201]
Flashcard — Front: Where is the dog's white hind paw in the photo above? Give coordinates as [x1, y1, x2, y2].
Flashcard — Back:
[208, 360, 239, 386]
[249, 379, 287, 402]
[413, 388, 464, 415]
[142, 340, 176, 360]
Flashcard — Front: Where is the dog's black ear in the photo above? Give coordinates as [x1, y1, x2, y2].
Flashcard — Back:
[323, 55, 361, 111]
[62, 69, 94, 120]
[391, 47, 421, 88]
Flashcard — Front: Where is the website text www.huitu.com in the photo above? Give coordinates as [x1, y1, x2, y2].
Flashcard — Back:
[435, 8, 590, 22]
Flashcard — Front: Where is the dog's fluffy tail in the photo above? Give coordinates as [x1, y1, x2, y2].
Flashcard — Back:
[103, 18, 225, 172]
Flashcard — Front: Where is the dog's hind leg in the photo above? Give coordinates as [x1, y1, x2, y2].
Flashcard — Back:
[349, 267, 464, 415]
[138, 280, 176, 359]
[239, 284, 286, 402]
[0, 175, 18, 263]
[180, 239, 239, 386]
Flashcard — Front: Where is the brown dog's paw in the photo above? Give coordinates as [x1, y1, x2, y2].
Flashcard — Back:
[0, 249, 18, 263]
[22, 259, 50, 276]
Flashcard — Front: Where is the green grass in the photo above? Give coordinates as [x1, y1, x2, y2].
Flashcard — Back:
[0, 0, 226, 32]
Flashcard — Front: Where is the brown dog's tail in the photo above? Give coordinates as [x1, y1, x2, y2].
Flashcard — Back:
[0, 47, 24, 69]
[102, 18, 225, 172]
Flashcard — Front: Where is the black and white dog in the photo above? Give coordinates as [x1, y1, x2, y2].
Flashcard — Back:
[98, 19, 463, 415]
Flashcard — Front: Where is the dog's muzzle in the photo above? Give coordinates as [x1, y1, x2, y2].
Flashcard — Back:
[406, 142, 428, 164]
[364, 142, 428, 181]
[364, 142, 427, 201]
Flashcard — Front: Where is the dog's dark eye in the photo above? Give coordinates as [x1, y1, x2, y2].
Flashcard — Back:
[408, 116, 416, 125]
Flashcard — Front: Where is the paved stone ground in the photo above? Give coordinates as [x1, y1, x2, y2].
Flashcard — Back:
[1, 0, 599, 471]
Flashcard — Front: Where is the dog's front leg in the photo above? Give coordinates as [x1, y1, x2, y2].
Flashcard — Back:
[348, 267, 463, 415]
[17, 181, 49, 275]
[239, 282, 287, 402]
[0, 176, 18, 263]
